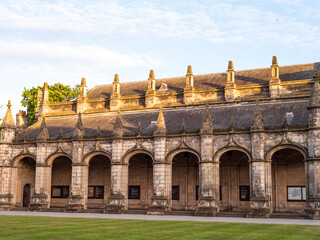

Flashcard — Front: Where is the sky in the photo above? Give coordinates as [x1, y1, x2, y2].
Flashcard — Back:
[0, 0, 320, 120]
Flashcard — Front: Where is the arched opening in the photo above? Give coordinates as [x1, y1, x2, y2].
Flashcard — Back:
[219, 150, 250, 212]
[128, 153, 153, 209]
[50, 156, 72, 208]
[271, 148, 306, 212]
[87, 155, 111, 209]
[171, 152, 199, 211]
[15, 157, 36, 208]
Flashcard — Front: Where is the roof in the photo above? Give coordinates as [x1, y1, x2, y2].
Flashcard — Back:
[20, 100, 308, 141]
[87, 63, 320, 98]
[1, 105, 15, 129]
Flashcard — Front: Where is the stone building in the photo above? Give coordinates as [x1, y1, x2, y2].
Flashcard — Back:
[1, 57, 320, 219]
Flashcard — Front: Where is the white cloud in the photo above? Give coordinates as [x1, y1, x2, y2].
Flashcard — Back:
[0, 40, 162, 68]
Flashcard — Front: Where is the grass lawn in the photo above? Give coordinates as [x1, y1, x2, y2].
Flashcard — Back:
[0, 215, 319, 240]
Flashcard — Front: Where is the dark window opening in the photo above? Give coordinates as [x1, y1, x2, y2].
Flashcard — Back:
[128, 186, 140, 199]
[196, 185, 199, 200]
[88, 186, 104, 199]
[172, 186, 179, 200]
[52, 186, 69, 198]
[239, 186, 250, 201]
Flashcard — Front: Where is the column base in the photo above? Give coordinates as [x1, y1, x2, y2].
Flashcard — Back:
[105, 194, 127, 214]
[147, 196, 170, 215]
[306, 208, 320, 220]
[30, 193, 49, 211]
[195, 196, 219, 216]
[0, 194, 13, 210]
[65, 195, 87, 213]
[249, 197, 271, 218]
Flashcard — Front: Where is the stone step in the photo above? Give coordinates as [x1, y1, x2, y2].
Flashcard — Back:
[11, 207, 28, 211]
[270, 212, 307, 219]
[46, 207, 64, 212]
[167, 211, 195, 216]
[87, 208, 104, 214]
[126, 209, 147, 215]
[218, 211, 247, 218]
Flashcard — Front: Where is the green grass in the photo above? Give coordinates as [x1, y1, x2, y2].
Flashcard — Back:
[0, 215, 319, 240]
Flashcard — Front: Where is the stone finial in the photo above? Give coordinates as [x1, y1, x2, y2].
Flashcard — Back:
[314, 70, 320, 82]
[149, 70, 155, 80]
[229, 116, 235, 132]
[0, 100, 15, 129]
[58, 127, 64, 139]
[153, 107, 167, 136]
[81, 77, 87, 86]
[250, 101, 264, 132]
[136, 121, 142, 136]
[148, 70, 156, 91]
[200, 103, 213, 134]
[272, 56, 278, 66]
[73, 113, 85, 139]
[181, 118, 186, 134]
[42, 82, 49, 103]
[114, 74, 119, 83]
[96, 126, 102, 138]
[37, 117, 49, 141]
[187, 65, 193, 76]
[282, 113, 289, 130]
[228, 61, 234, 71]
[112, 111, 124, 137]
[308, 78, 320, 108]
[43, 82, 49, 91]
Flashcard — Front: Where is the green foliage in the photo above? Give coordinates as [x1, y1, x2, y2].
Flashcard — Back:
[21, 83, 80, 125]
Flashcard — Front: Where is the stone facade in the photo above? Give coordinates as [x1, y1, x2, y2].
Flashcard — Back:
[1, 57, 320, 219]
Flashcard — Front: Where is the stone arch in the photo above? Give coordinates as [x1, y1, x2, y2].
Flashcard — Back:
[83, 150, 112, 165]
[167, 148, 201, 164]
[12, 153, 36, 167]
[123, 148, 154, 164]
[266, 144, 307, 162]
[213, 146, 251, 163]
[46, 152, 72, 166]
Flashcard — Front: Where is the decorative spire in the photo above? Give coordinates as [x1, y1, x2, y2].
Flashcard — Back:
[153, 107, 167, 136]
[112, 110, 124, 137]
[42, 82, 49, 103]
[229, 116, 235, 132]
[114, 74, 119, 83]
[58, 127, 64, 139]
[272, 56, 278, 66]
[0, 100, 15, 129]
[282, 113, 289, 130]
[73, 113, 85, 139]
[228, 61, 234, 71]
[148, 70, 156, 91]
[200, 103, 213, 134]
[37, 117, 49, 141]
[250, 101, 264, 132]
[181, 118, 186, 134]
[96, 126, 102, 138]
[187, 65, 193, 76]
[112, 74, 121, 95]
[136, 121, 142, 136]
[308, 75, 320, 108]
[81, 77, 86, 86]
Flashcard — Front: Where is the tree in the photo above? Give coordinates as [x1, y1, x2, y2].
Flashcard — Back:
[21, 83, 80, 125]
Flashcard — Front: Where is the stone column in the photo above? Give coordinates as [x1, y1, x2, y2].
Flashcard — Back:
[249, 102, 272, 217]
[0, 166, 13, 210]
[148, 137, 171, 214]
[30, 164, 51, 211]
[65, 141, 87, 212]
[196, 134, 219, 216]
[306, 75, 320, 219]
[106, 163, 128, 213]
[30, 143, 50, 211]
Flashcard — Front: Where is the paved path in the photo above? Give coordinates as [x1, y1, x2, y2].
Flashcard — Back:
[0, 211, 319, 226]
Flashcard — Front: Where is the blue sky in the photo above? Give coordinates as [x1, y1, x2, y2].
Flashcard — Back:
[0, 0, 320, 120]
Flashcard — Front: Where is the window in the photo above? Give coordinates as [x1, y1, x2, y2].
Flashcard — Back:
[52, 186, 69, 198]
[88, 186, 104, 199]
[219, 185, 222, 201]
[172, 186, 179, 200]
[196, 186, 199, 200]
[287, 186, 306, 201]
[239, 186, 250, 201]
[128, 186, 140, 199]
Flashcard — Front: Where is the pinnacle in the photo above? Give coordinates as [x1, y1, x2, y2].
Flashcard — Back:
[44, 82, 49, 91]
[114, 74, 119, 83]
[200, 103, 213, 134]
[250, 101, 264, 132]
[228, 61, 234, 71]
[81, 77, 86, 86]
[153, 108, 167, 136]
[187, 65, 193, 76]
[314, 70, 320, 82]
[1, 100, 15, 129]
[149, 70, 155, 80]
[181, 118, 186, 133]
[272, 56, 278, 66]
